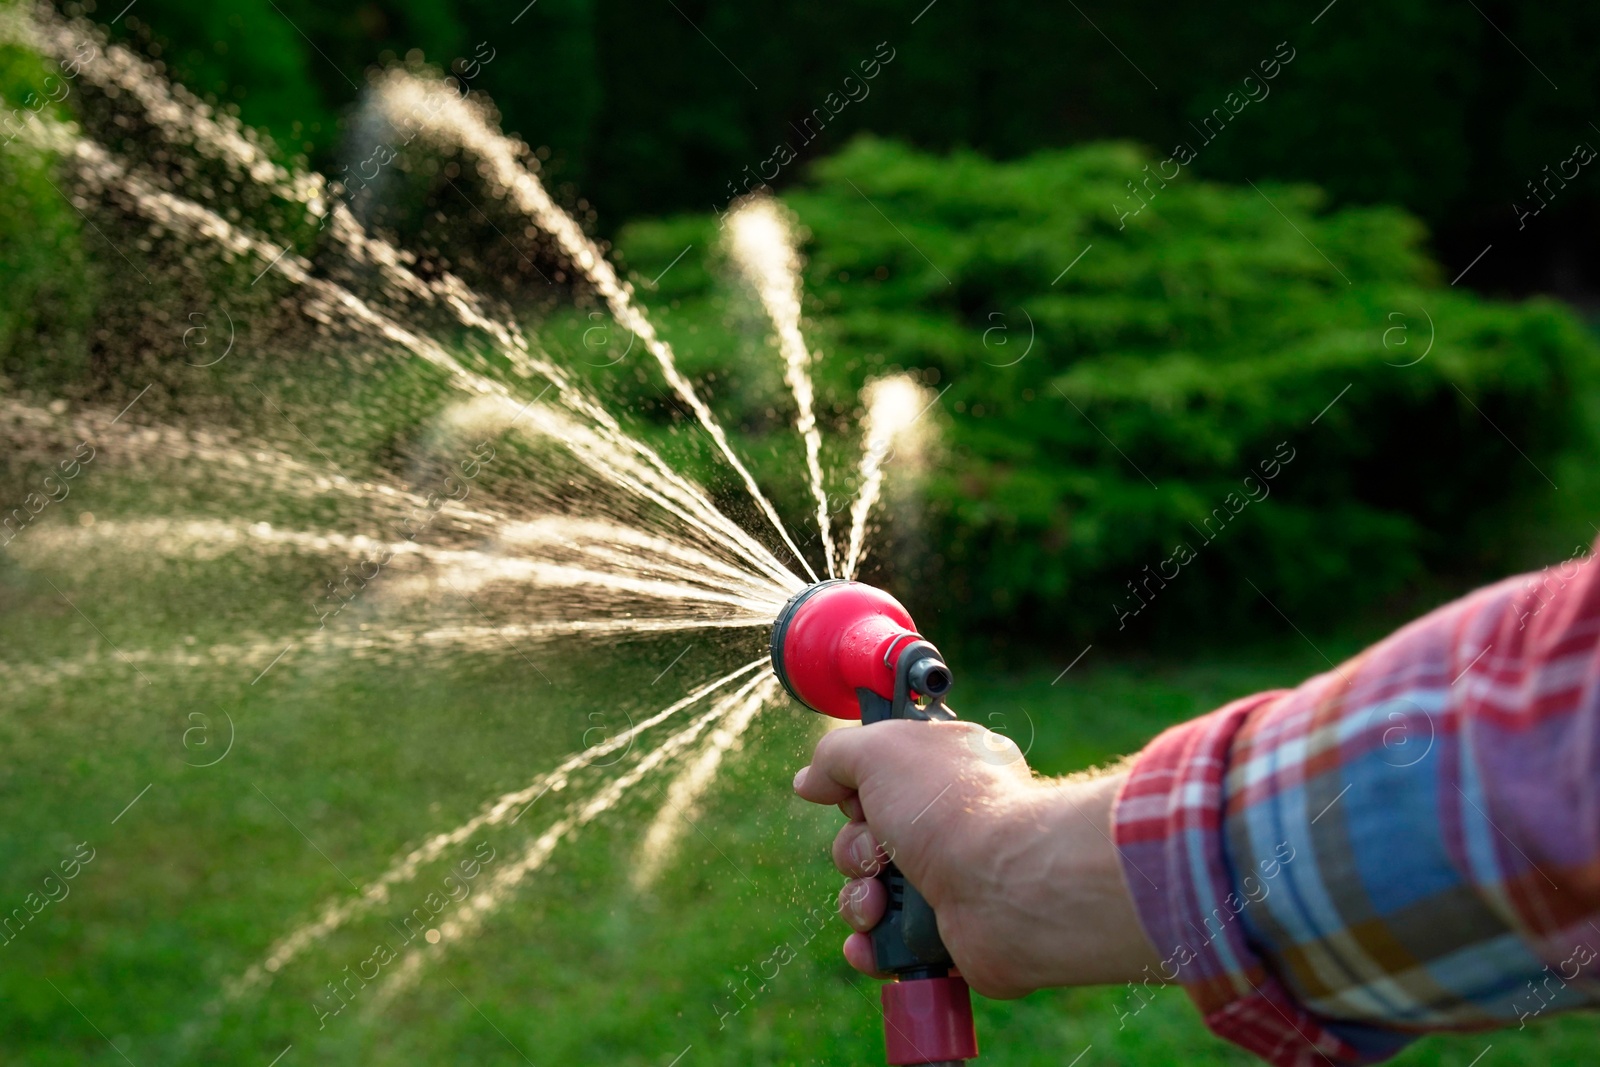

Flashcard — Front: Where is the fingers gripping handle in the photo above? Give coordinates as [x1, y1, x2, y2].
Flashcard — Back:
[856, 643, 978, 1066]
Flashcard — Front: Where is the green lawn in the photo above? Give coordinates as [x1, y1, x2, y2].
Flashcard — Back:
[2, 519, 1596, 1067]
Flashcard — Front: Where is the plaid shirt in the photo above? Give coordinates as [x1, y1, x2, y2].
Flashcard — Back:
[1114, 538, 1600, 1065]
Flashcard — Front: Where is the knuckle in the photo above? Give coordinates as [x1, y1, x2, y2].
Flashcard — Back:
[812, 727, 852, 769]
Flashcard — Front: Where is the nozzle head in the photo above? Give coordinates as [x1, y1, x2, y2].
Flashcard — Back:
[907, 657, 951, 699]
[770, 580, 919, 719]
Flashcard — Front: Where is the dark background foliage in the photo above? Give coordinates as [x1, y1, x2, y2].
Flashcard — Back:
[97, 0, 1600, 301]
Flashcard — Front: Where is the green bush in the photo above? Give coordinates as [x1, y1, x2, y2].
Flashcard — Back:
[0, 41, 96, 389]
[609, 138, 1600, 644]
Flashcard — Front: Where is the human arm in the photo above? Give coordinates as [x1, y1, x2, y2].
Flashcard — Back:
[1117, 541, 1600, 1064]
[795, 538, 1600, 1065]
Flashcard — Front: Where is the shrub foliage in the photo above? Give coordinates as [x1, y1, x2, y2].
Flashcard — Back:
[614, 138, 1598, 642]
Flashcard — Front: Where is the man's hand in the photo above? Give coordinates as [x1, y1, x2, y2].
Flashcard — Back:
[793, 719, 1161, 999]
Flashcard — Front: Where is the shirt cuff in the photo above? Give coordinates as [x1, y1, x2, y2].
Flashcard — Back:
[1112, 693, 1373, 1067]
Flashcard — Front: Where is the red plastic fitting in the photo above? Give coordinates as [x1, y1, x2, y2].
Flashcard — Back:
[881, 976, 979, 1065]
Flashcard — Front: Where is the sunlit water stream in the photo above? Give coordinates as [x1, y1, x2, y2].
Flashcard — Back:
[0, 5, 933, 1052]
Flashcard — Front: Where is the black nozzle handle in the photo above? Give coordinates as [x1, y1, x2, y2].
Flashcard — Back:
[868, 861, 951, 975]
[855, 641, 957, 978]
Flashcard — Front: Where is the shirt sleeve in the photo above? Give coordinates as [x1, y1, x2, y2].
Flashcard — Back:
[1112, 540, 1600, 1066]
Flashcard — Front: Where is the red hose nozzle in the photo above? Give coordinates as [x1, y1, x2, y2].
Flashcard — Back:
[773, 580, 977, 1064]
[770, 579, 926, 719]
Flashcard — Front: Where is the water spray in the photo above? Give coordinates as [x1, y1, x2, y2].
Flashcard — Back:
[770, 580, 978, 1066]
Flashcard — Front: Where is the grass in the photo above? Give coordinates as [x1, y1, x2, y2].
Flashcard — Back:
[1, 521, 1596, 1067]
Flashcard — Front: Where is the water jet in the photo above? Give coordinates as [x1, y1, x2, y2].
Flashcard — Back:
[2, 9, 947, 1062]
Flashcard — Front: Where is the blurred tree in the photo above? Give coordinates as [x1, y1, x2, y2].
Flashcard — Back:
[87, 0, 1600, 297]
